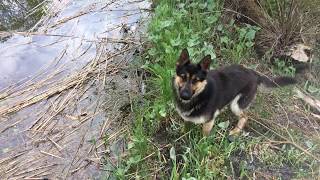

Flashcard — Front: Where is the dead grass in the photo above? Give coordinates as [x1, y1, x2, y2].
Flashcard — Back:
[248, 85, 320, 167]
[224, 0, 320, 61]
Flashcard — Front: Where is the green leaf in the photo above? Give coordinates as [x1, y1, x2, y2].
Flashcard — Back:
[170, 146, 176, 161]
[159, 20, 174, 29]
[128, 155, 141, 165]
[187, 36, 200, 47]
[170, 34, 182, 47]
[218, 120, 230, 129]
[246, 28, 257, 40]
[205, 15, 218, 24]
[188, 48, 200, 59]
[239, 28, 247, 39]
[159, 107, 167, 117]
[189, 2, 198, 8]
[203, 27, 211, 34]
[128, 142, 134, 149]
[148, 34, 160, 43]
[245, 41, 254, 48]
[149, 110, 156, 119]
[207, 0, 216, 11]
[182, 177, 197, 180]
[220, 36, 230, 45]
[217, 24, 223, 31]
[203, 42, 216, 59]
[148, 48, 157, 56]
[177, 3, 185, 9]
[305, 140, 314, 149]
[307, 85, 319, 94]
[199, 3, 207, 9]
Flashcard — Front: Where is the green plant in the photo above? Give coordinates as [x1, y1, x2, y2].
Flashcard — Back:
[176, 129, 242, 179]
[170, 146, 178, 179]
[218, 21, 259, 63]
[113, 0, 320, 179]
[272, 58, 296, 77]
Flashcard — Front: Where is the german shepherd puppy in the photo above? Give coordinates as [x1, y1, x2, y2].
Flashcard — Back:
[173, 49, 296, 139]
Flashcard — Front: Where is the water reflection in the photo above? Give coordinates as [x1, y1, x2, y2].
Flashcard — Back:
[0, 0, 146, 89]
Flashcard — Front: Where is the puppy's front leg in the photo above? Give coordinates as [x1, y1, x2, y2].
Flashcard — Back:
[202, 119, 215, 136]
[202, 110, 220, 136]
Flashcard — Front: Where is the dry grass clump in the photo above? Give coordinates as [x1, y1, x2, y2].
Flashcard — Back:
[224, 0, 320, 61]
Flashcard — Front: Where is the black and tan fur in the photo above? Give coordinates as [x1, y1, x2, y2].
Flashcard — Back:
[173, 49, 296, 138]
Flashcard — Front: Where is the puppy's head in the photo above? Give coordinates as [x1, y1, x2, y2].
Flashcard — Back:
[174, 49, 211, 101]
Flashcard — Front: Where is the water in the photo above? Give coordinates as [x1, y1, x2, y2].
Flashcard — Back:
[0, 0, 147, 89]
[0, 0, 150, 179]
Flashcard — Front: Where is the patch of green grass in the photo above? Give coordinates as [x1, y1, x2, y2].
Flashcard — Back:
[170, 128, 241, 179]
[110, 0, 320, 179]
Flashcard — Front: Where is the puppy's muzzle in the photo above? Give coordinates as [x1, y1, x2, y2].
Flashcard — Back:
[179, 84, 192, 100]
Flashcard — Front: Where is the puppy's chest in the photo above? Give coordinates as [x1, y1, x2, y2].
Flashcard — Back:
[176, 107, 208, 124]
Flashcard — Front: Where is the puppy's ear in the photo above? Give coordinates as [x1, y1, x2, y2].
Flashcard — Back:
[177, 49, 190, 66]
[199, 55, 211, 71]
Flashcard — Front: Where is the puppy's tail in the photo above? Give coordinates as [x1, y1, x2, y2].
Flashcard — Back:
[255, 72, 297, 88]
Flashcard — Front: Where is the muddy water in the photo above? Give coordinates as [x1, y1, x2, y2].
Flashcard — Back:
[0, 0, 150, 179]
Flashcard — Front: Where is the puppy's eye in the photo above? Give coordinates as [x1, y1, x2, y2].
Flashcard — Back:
[192, 77, 202, 84]
[192, 78, 198, 84]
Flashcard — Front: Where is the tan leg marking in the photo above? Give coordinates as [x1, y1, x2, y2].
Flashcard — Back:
[202, 110, 220, 136]
[229, 94, 248, 137]
[202, 119, 215, 136]
[229, 113, 248, 136]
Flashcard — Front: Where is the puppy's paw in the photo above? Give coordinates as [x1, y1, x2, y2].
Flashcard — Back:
[228, 128, 241, 142]
[227, 134, 239, 142]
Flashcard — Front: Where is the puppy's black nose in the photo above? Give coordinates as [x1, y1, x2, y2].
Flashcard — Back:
[180, 90, 192, 100]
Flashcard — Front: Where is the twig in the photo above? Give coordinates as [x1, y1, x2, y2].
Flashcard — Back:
[294, 88, 320, 113]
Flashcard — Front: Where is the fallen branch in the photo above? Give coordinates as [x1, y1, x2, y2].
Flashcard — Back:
[294, 88, 320, 113]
